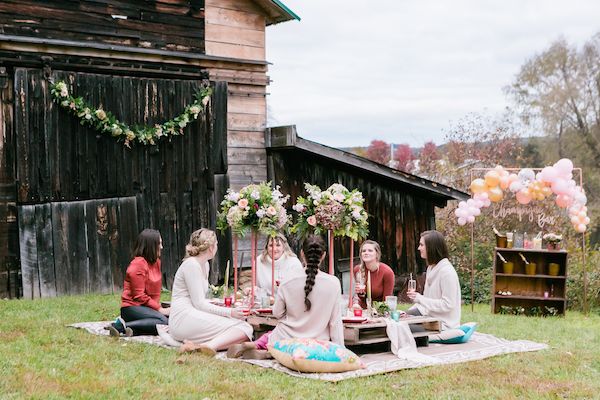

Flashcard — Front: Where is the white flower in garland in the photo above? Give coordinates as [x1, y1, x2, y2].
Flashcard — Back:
[49, 79, 212, 147]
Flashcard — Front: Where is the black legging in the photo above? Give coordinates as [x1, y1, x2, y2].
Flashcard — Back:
[121, 306, 168, 336]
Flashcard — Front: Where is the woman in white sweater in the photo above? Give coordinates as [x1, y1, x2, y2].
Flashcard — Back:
[256, 233, 303, 296]
[407, 230, 461, 330]
[169, 228, 253, 355]
[227, 234, 343, 359]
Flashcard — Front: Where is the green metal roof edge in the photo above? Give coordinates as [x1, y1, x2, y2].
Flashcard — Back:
[270, 0, 301, 21]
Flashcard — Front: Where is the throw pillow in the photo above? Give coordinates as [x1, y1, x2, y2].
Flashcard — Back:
[429, 322, 477, 344]
[268, 338, 363, 373]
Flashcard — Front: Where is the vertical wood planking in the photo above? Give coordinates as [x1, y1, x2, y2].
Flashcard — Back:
[18, 205, 39, 298]
[35, 203, 56, 297]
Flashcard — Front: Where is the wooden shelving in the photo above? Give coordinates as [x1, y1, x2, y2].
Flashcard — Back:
[492, 247, 568, 315]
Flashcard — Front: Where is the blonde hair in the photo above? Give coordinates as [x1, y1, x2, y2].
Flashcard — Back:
[259, 233, 297, 263]
[185, 228, 217, 258]
[359, 240, 382, 276]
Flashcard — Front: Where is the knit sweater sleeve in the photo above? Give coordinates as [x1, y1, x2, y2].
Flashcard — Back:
[182, 260, 232, 318]
[414, 267, 460, 314]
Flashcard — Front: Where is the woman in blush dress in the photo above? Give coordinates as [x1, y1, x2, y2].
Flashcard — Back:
[169, 228, 253, 356]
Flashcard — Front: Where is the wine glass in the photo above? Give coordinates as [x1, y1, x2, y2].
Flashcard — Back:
[275, 269, 283, 287]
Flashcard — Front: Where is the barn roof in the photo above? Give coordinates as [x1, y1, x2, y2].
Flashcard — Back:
[266, 125, 470, 206]
[254, 0, 301, 25]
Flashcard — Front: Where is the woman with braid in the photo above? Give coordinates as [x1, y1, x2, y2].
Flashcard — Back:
[227, 234, 344, 359]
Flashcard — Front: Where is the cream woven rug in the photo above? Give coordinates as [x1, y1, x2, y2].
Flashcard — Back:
[70, 322, 548, 382]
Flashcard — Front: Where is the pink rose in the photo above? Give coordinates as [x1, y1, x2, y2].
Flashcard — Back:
[267, 206, 277, 216]
[238, 198, 248, 208]
[307, 215, 317, 226]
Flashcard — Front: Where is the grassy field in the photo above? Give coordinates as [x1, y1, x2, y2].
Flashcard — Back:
[1, 295, 599, 400]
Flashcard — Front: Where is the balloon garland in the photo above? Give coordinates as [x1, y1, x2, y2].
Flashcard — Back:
[456, 159, 589, 233]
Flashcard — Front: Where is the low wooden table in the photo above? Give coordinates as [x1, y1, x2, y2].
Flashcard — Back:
[246, 314, 442, 347]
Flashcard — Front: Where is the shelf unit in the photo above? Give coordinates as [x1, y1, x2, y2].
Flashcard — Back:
[492, 247, 568, 315]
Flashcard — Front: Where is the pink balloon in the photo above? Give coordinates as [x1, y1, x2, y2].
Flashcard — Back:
[470, 207, 481, 217]
[467, 215, 475, 223]
[576, 223, 587, 233]
[571, 215, 580, 225]
[541, 166, 558, 182]
[554, 158, 574, 176]
[516, 189, 532, 205]
[555, 194, 572, 208]
[499, 176, 510, 190]
[551, 179, 568, 195]
[457, 217, 467, 226]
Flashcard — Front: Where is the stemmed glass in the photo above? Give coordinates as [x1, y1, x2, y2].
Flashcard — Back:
[408, 273, 416, 293]
[355, 270, 366, 296]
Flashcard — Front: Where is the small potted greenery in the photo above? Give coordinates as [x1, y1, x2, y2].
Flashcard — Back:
[543, 233, 562, 250]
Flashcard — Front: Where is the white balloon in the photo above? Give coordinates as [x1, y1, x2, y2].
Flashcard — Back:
[466, 199, 476, 207]
[470, 207, 481, 217]
[459, 201, 467, 208]
[509, 181, 523, 193]
[551, 179, 568, 195]
[457, 217, 467, 226]
[483, 199, 491, 207]
[518, 168, 536, 182]
[467, 215, 475, 223]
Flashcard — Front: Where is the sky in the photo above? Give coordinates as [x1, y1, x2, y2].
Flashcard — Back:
[265, 0, 600, 148]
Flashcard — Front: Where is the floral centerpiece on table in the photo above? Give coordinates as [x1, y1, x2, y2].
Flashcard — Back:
[291, 183, 369, 240]
[543, 233, 562, 250]
[217, 182, 290, 237]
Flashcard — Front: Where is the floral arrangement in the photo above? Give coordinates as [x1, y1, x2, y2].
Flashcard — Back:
[216, 182, 290, 237]
[542, 233, 562, 244]
[49, 80, 212, 148]
[291, 183, 369, 240]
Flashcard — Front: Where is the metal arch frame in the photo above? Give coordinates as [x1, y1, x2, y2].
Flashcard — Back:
[468, 167, 587, 314]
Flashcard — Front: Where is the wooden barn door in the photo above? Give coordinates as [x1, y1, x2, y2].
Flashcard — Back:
[0, 67, 20, 298]
[13, 68, 220, 298]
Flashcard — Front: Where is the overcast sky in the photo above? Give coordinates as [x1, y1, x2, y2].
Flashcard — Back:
[265, 0, 600, 148]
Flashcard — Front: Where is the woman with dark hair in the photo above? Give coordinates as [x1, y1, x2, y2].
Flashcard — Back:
[407, 230, 461, 330]
[106, 229, 170, 336]
[226, 234, 344, 359]
[353, 240, 395, 308]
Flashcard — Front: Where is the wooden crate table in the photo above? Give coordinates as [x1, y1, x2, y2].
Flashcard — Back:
[245, 314, 441, 346]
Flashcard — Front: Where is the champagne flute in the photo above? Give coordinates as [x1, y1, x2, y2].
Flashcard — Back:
[355, 270, 366, 296]
[408, 273, 416, 293]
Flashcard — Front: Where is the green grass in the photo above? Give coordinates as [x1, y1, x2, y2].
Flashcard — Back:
[1, 296, 599, 400]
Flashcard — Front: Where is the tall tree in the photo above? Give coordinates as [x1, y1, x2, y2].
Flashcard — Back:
[366, 139, 390, 165]
[506, 34, 600, 164]
[418, 141, 440, 176]
[393, 144, 415, 172]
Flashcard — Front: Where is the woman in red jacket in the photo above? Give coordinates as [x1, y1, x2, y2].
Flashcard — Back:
[107, 229, 170, 336]
[353, 240, 395, 309]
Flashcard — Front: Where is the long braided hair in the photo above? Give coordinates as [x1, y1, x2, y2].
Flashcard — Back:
[301, 234, 326, 311]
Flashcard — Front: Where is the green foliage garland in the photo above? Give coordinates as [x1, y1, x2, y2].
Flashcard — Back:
[49, 80, 212, 148]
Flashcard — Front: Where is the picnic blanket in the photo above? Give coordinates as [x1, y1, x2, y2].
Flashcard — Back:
[70, 321, 548, 382]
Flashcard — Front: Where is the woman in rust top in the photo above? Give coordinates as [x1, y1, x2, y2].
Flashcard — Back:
[353, 240, 395, 309]
[107, 229, 170, 336]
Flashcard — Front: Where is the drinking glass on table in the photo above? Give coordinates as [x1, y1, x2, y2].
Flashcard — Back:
[385, 295, 397, 312]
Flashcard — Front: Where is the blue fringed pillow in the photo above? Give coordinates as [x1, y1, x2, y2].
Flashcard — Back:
[268, 338, 363, 373]
[429, 322, 477, 344]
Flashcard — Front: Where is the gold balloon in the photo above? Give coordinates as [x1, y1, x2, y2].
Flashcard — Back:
[484, 170, 501, 188]
[470, 178, 487, 194]
[488, 186, 504, 202]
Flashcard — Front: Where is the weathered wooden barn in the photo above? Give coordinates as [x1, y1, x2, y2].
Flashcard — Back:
[0, 0, 299, 298]
[0, 0, 466, 300]
[266, 126, 468, 293]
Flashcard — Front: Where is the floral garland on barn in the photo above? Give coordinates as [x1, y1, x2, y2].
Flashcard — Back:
[49, 80, 212, 148]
